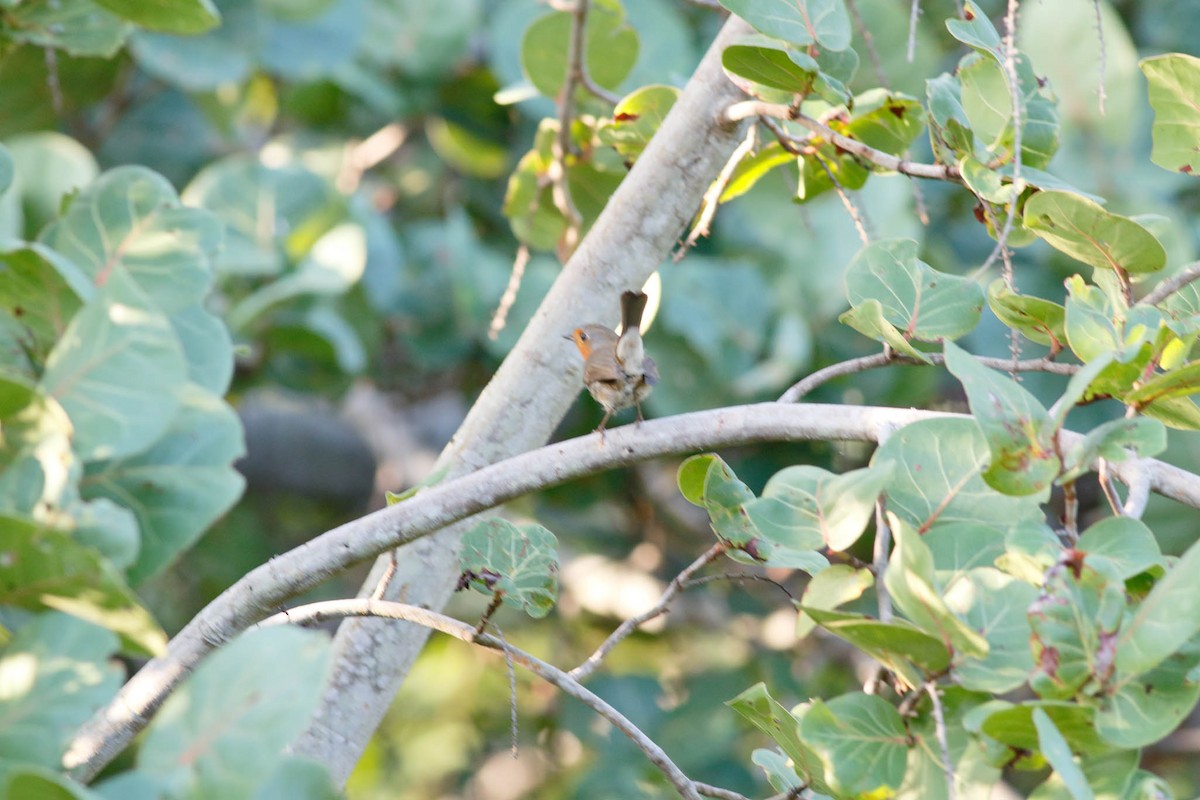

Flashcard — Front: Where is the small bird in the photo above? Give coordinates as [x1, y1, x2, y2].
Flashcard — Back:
[568, 290, 659, 434]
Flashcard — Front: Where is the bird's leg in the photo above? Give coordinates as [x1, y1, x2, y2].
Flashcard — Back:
[635, 401, 645, 427]
[594, 410, 612, 444]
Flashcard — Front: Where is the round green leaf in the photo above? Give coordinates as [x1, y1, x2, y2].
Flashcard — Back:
[521, 2, 638, 98]
[1076, 517, 1162, 581]
[845, 239, 984, 342]
[1097, 643, 1200, 748]
[721, 39, 816, 93]
[1024, 190, 1168, 274]
[1029, 565, 1125, 701]
[138, 626, 331, 798]
[1116, 534, 1200, 676]
[40, 269, 187, 462]
[800, 692, 908, 797]
[945, 568, 1036, 693]
[4, 0, 131, 57]
[720, 0, 851, 51]
[0, 613, 121, 769]
[872, 418, 1044, 533]
[83, 383, 246, 584]
[459, 519, 559, 618]
[39, 166, 224, 314]
[795, 564, 873, 639]
[987, 280, 1066, 348]
[1141, 53, 1200, 176]
[1032, 709, 1094, 800]
[91, 0, 219, 33]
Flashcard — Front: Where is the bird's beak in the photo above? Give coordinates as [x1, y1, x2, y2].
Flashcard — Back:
[561, 333, 574, 341]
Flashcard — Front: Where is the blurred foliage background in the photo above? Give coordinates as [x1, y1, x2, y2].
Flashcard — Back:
[4, 0, 1200, 796]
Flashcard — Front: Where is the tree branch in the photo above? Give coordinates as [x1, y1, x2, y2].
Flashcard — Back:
[778, 350, 1078, 402]
[725, 101, 961, 182]
[281, 14, 757, 784]
[261, 600, 704, 800]
[1139, 261, 1200, 307]
[66, 403, 1200, 780]
[570, 541, 730, 681]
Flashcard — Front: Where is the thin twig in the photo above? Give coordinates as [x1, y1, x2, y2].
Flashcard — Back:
[811, 150, 871, 244]
[551, 0, 591, 257]
[975, 0, 1025, 278]
[1097, 458, 1124, 516]
[43, 47, 64, 115]
[1061, 479, 1079, 541]
[926, 682, 958, 800]
[847, 0, 888, 89]
[911, 179, 930, 226]
[369, 551, 399, 601]
[336, 122, 408, 193]
[778, 350, 1078, 403]
[262, 600, 704, 800]
[873, 498, 892, 622]
[581, 73, 621, 105]
[1092, 0, 1107, 116]
[493, 623, 520, 758]
[683, 572, 796, 602]
[489, 245, 531, 340]
[678, 125, 757, 260]
[570, 541, 730, 681]
[1139, 262, 1200, 307]
[1122, 460, 1151, 519]
[907, 0, 920, 63]
[696, 783, 754, 800]
[476, 592, 505, 635]
[724, 101, 961, 182]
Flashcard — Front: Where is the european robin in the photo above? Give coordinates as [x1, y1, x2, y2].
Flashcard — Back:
[568, 290, 659, 434]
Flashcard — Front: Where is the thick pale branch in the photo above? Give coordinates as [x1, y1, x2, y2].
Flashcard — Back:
[261, 600, 704, 800]
[66, 403, 1200, 779]
[1139, 261, 1200, 307]
[288, 14, 756, 784]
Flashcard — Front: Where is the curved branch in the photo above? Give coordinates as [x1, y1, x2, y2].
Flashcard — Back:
[1139, 261, 1200, 307]
[725, 100, 961, 182]
[66, 403, 1200, 779]
[260, 600, 704, 800]
[778, 351, 1078, 402]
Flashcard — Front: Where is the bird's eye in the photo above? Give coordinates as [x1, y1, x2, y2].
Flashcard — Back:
[579, 331, 589, 341]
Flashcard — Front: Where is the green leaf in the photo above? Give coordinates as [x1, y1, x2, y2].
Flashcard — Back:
[898, 687, 1001, 800]
[718, 142, 795, 203]
[988, 280, 1067, 349]
[945, 1, 1001, 55]
[996, 521, 1063, 585]
[842, 90, 926, 157]
[795, 565, 873, 638]
[459, 519, 559, 618]
[598, 85, 680, 162]
[959, 155, 1013, 204]
[138, 626, 331, 798]
[957, 51, 1060, 169]
[721, 39, 817, 93]
[521, 1, 638, 98]
[0, 613, 121, 768]
[92, 0, 219, 33]
[40, 269, 187, 462]
[83, 383, 245, 583]
[844, 239, 984, 342]
[40, 166, 223, 313]
[727, 683, 831, 793]
[1059, 417, 1166, 484]
[1029, 564, 1124, 700]
[885, 515, 989, 660]
[0, 516, 167, 655]
[805, 609, 950, 687]
[1126, 360, 1200, 405]
[676, 453, 759, 548]
[0, 245, 89, 378]
[800, 692, 908, 797]
[1142, 394, 1200, 431]
[943, 340, 1060, 496]
[253, 757, 339, 800]
[1024, 190, 1168, 275]
[4, 0, 132, 57]
[979, 701, 1107, 755]
[838, 300, 930, 361]
[1028, 750, 1139, 800]
[2, 766, 99, 800]
[926, 73, 974, 163]
[1096, 640, 1200, 749]
[720, 0, 851, 50]
[0, 376, 76, 519]
[749, 749, 802, 794]
[1033, 709, 1094, 800]
[1116, 534, 1200, 676]
[746, 463, 891, 551]
[170, 303, 235, 396]
[872, 418, 1044, 532]
[1140, 54, 1200, 176]
[945, 568, 1037, 694]
[1076, 517, 1163, 581]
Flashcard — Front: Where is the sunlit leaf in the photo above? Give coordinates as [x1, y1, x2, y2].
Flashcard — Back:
[1140, 53, 1200, 176]
[459, 518, 559, 618]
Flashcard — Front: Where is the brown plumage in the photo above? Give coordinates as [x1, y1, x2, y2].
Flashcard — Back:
[568, 291, 659, 433]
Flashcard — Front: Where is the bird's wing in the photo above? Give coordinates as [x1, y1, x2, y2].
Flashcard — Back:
[583, 344, 624, 385]
[641, 355, 659, 386]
